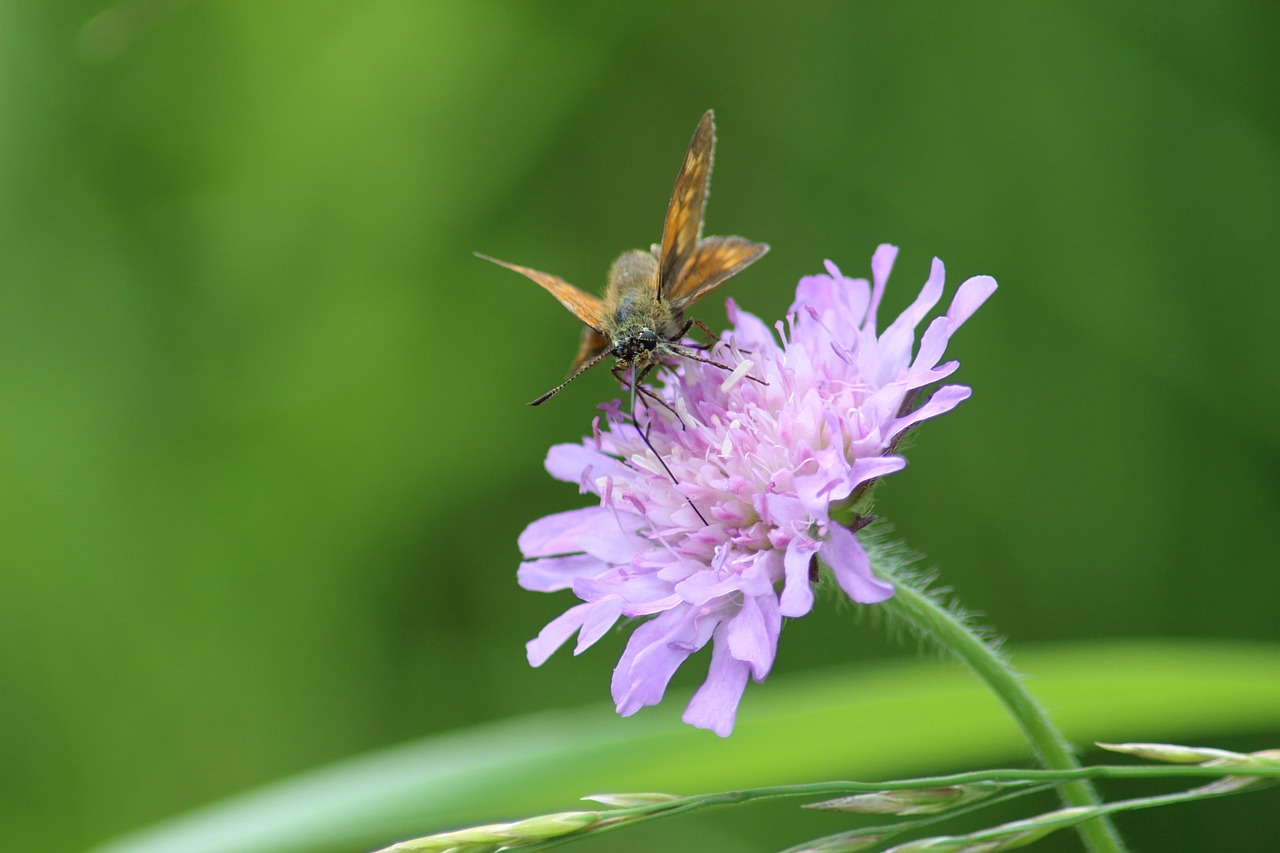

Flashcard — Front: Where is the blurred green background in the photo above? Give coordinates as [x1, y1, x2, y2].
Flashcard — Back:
[2, 2, 1278, 851]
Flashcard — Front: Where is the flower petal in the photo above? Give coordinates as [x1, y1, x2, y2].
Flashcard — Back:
[611, 607, 716, 716]
[947, 275, 998, 328]
[865, 243, 899, 334]
[726, 593, 781, 680]
[682, 622, 752, 737]
[517, 507, 611, 558]
[889, 384, 972, 438]
[780, 538, 818, 617]
[876, 257, 946, 380]
[546, 442, 620, 485]
[578, 523, 650, 564]
[820, 523, 894, 603]
[575, 597, 625, 653]
[517, 553, 604, 592]
[909, 315, 954, 378]
[726, 298, 777, 351]
[527, 603, 593, 666]
[849, 455, 908, 489]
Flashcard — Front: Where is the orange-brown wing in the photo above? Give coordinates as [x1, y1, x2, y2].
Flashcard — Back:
[475, 252, 608, 332]
[657, 110, 715, 299]
[570, 327, 610, 374]
[664, 236, 769, 310]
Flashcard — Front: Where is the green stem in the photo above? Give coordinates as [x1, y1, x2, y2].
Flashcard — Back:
[880, 570, 1126, 853]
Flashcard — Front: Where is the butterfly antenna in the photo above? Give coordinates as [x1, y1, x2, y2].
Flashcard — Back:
[529, 349, 612, 406]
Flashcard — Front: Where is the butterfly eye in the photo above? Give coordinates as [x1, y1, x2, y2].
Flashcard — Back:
[638, 329, 660, 351]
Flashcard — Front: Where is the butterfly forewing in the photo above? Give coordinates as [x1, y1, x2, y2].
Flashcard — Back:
[474, 253, 608, 332]
[657, 110, 715, 299]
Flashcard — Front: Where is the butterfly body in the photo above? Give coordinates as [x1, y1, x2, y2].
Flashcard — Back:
[478, 110, 768, 405]
[595, 250, 679, 367]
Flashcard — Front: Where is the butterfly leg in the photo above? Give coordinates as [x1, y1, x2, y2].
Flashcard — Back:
[671, 318, 719, 352]
[692, 317, 720, 346]
[693, 318, 764, 380]
[668, 344, 769, 387]
[671, 321, 765, 384]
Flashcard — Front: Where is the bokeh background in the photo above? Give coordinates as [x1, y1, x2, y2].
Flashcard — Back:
[3, 2, 1278, 851]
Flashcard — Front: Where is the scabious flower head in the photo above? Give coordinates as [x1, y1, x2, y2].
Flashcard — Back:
[518, 245, 997, 736]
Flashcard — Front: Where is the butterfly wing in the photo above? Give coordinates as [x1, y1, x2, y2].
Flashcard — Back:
[657, 110, 715, 300]
[475, 252, 608, 332]
[570, 327, 610, 373]
[664, 236, 769, 311]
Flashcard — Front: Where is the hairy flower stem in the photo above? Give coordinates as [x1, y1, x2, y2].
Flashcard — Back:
[879, 571, 1126, 853]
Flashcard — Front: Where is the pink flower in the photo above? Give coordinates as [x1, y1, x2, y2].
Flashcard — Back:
[518, 245, 997, 736]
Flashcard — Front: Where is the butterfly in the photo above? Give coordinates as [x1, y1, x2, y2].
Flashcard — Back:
[477, 109, 768, 405]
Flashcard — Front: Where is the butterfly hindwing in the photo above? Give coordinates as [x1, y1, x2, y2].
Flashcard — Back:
[571, 327, 610, 374]
[665, 236, 769, 310]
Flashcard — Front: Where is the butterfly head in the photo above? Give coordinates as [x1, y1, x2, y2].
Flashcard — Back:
[609, 326, 666, 366]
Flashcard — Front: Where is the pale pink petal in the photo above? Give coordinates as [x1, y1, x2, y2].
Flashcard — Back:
[517, 507, 611, 557]
[865, 243, 899, 333]
[611, 607, 716, 716]
[578, 523, 649, 563]
[526, 603, 594, 666]
[876, 257, 946, 377]
[910, 358, 960, 388]
[733, 551, 781, 598]
[947, 275, 998, 328]
[910, 315, 954, 376]
[779, 538, 818, 617]
[792, 271, 835, 317]
[575, 597, 625, 653]
[821, 523, 894, 603]
[725, 298, 776, 351]
[762, 492, 807, 528]
[517, 553, 603, 592]
[682, 625, 752, 737]
[849, 455, 908, 488]
[726, 593, 781, 680]
[889, 384, 972, 438]
[545, 442, 619, 484]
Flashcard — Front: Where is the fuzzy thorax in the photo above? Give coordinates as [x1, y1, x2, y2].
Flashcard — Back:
[605, 250, 685, 367]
